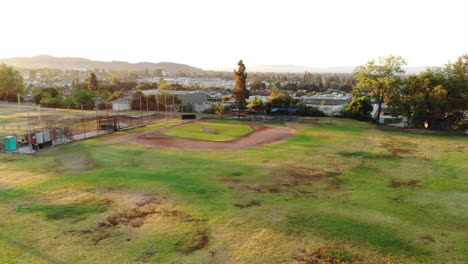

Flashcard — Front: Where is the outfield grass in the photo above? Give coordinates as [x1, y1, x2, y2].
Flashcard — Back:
[161, 122, 254, 141]
[0, 118, 466, 264]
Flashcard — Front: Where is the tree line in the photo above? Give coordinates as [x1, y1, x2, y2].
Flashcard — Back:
[1, 54, 466, 129]
[352, 54, 467, 129]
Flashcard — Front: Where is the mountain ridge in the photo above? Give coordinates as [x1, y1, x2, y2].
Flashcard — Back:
[0, 55, 205, 73]
[0, 55, 429, 74]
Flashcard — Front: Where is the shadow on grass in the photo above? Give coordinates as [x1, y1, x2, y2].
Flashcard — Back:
[16, 203, 108, 220]
[286, 215, 430, 260]
[338, 151, 398, 160]
[0, 234, 68, 264]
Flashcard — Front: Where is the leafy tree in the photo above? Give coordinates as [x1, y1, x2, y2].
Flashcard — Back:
[266, 93, 297, 111]
[442, 54, 468, 128]
[250, 75, 266, 90]
[136, 82, 158, 90]
[72, 90, 96, 109]
[0, 64, 25, 101]
[393, 72, 447, 127]
[40, 92, 63, 107]
[33, 87, 62, 107]
[247, 96, 264, 112]
[100, 90, 113, 113]
[212, 103, 230, 115]
[269, 86, 280, 97]
[390, 55, 467, 129]
[221, 96, 230, 103]
[112, 91, 124, 100]
[62, 96, 75, 107]
[341, 96, 373, 121]
[158, 83, 173, 90]
[353, 55, 406, 124]
[88, 72, 99, 90]
[297, 104, 325, 117]
[158, 77, 167, 85]
[233, 60, 249, 109]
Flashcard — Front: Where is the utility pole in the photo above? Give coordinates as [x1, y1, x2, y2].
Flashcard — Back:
[164, 93, 167, 120]
[82, 105, 86, 139]
[172, 95, 175, 119]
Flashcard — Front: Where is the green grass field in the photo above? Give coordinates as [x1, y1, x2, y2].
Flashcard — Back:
[0, 118, 467, 264]
[161, 122, 254, 141]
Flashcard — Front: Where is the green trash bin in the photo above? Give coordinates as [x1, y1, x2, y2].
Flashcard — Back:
[4, 136, 17, 151]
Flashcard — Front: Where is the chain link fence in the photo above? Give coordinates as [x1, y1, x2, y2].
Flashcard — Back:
[1, 103, 170, 154]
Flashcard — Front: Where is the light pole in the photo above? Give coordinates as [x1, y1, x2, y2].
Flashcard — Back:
[156, 94, 159, 122]
[146, 95, 149, 124]
[139, 95, 143, 125]
[17, 93, 21, 111]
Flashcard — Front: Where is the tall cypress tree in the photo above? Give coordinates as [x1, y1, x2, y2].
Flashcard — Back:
[88, 72, 99, 91]
[233, 60, 249, 109]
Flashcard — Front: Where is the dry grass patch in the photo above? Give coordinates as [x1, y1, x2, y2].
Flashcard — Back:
[54, 152, 96, 174]
[0, 164, 51, 187]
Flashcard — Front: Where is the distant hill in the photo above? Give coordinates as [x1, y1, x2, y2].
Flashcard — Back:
[245, 65, 354, 73]
[0, 55, 205, 73]
[245, 65, 428, 74]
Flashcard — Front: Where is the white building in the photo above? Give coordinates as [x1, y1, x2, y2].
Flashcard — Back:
[111, 97, 133, 111]
[296, 94, 353, 116]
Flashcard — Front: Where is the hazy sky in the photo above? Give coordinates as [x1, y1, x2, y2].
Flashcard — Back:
[1, 0, 466, 69]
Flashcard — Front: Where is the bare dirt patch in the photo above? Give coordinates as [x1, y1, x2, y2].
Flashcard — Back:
[388, 179, 422, 188]
[380, 142, 415, 156]
[234, 200, 261, 208]
[119, 120, 294, 150]
[420, 234, 436, 243]
[177, 227, 210, 254]
[373, 137, 417, 157]
[220, 166, 336, 194]
[281, 166, 329, 187]
[65, 195, 211, 251]
[294, 248, 352, 264]
[444, 145, 467, 152]
[105, 197, 161, 228]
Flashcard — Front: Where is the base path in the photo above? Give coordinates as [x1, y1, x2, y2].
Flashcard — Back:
[121, 121, 294, 150]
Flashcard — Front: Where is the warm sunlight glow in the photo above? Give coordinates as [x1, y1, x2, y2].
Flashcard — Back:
[0, 0, 466, 69]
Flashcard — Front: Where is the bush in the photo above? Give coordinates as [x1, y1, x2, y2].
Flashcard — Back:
[340, 96, 372, 121]
[297, 104, 325, 117]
